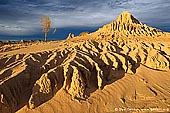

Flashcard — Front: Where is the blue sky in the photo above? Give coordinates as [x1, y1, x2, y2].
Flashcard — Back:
[0, 0, 170, 40]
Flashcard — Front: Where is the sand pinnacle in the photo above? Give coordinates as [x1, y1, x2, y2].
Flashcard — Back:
[116, 11, 140, 24]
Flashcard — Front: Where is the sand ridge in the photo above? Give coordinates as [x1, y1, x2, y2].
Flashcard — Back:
[96, 11, 166, 38]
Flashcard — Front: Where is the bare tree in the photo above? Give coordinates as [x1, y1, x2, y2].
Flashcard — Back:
[40, 16, 51, 41]
[53, 28, 57, 34]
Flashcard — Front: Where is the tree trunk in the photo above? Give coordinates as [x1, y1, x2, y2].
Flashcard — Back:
[44, 32, 48, 41]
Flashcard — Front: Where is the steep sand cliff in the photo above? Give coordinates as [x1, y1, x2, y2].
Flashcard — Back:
[0, 11, 170, 113]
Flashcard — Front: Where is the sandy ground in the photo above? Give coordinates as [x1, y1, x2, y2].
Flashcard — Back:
[17, 65, 170, 113]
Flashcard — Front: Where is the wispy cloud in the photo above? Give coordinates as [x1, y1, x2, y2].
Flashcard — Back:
[0, 0, 170, 36]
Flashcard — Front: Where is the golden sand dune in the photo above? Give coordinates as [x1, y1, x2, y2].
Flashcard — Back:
[97, 11, 165, 38]
[0, 11, 170, 113]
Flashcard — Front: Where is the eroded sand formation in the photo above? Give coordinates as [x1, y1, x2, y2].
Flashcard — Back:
[0, 11, 170, 113]
[97, 11, 164, 38]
